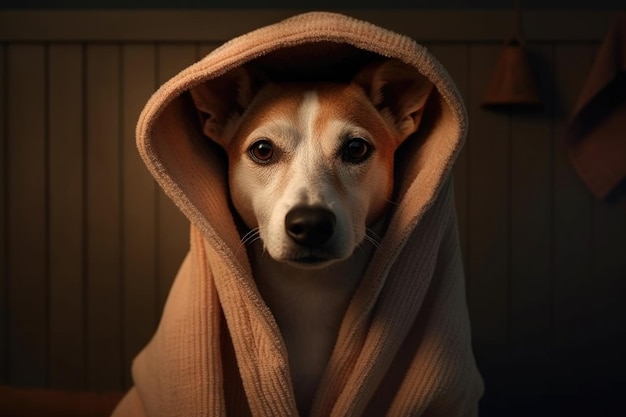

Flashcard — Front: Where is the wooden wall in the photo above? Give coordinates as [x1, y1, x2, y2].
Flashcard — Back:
[1, 9, 625, 416]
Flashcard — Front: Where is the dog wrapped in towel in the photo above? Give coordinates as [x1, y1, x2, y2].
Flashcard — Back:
[111, 11, 483, 417]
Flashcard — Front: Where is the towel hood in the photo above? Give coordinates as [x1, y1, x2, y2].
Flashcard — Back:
[114, 11, 482, 417]
[136, 11, 467, 260]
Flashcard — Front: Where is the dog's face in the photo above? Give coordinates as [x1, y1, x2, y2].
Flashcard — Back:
[190, 60, 432, 268]
[226, 83, 397, 267]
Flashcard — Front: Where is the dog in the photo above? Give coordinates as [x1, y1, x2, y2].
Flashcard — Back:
[190, 59, 433, 416]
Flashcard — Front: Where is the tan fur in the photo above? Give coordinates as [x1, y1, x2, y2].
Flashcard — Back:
[190, 59, 432, 416]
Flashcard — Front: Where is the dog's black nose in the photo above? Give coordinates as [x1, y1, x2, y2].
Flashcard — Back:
[285, 206, 336, 247]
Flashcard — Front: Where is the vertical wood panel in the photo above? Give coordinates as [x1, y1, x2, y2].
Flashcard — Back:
[587, 38, 626, 408]
[85, 44, 122, 390]
[121, 44, 158, 388]
[466, 44, 510, 412]
[429, 44, 470, 274]
[552, 42, 626, 414]
[590, 197, 626, 414]
[6, 44, 47, 386]
[508, 44, 554, 414]
[0, 13, 624, 413]
[155, 44, 195, 310]
[48, 44, 85, 389]
[0, 44, 6, 383]
[552, 44, 596, 413]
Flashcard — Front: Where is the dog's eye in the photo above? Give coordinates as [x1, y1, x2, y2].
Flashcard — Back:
[342, 138, 372, 163]
[249, 139, 274, 163]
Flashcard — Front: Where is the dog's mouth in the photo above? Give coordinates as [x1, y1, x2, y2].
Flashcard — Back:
[284, 254, 339, 269]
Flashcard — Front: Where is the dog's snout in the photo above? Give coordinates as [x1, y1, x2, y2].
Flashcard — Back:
[285, 206, 336, 247]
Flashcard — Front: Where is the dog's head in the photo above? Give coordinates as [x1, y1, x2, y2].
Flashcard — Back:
[190, 59, 432, 268]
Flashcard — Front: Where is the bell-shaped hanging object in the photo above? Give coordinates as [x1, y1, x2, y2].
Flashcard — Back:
[482, 37, 542, 109]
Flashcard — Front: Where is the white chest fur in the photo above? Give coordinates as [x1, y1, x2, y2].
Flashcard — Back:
[249, 240, 377, 416]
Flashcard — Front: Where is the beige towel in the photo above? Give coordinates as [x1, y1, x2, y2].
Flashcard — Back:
[565, 14, 626, 202]
[112, 12, 483, 417]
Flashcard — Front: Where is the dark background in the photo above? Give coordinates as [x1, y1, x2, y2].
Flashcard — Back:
[1, 3, 625, 417]
[0, 0, 625, 10]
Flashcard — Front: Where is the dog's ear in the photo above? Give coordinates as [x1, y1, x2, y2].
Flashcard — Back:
[353, 59, 433, 143]
[189, 67, 260, 147]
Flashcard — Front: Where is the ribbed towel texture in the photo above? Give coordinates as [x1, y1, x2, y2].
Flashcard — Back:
[111, 11, 483, 417]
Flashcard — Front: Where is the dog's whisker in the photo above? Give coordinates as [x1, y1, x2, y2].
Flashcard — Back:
[364, 228, 383, 250]
[366, 227, 383, 242]
[241, 228, 260, 243]
[234, 230, 262, 259]
[243, 235, 262, 248]
[354, 224, 383, 252]
[385, 198, 401, 208]
[363, 236, 381, 250]
[238, 228, 262, 252]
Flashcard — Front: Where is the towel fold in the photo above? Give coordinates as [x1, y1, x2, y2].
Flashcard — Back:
[565, 14, 626, 202]
[111, 12, 483, 417]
